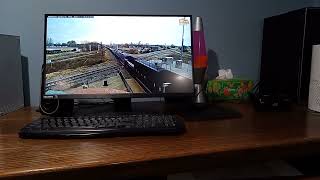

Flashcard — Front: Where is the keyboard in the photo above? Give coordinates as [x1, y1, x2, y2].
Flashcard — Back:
[19, 113, 186, 139]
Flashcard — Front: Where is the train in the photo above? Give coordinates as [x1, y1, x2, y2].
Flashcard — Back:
[108, 48, 193, 94]
[46, 47, 80, 54]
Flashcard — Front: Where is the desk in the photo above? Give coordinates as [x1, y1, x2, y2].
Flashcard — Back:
[1, 103, 320, 179]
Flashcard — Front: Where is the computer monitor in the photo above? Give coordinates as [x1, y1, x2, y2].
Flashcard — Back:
[42, 14, 194, 100]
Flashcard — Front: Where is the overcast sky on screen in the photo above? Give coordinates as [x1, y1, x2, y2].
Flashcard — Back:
[47, 16, 191, 46]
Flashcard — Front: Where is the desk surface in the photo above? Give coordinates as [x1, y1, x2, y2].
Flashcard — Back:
[1, 103, 320, 179]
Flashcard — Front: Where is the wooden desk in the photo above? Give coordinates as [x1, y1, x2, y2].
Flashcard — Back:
[1, 103, 320, 179]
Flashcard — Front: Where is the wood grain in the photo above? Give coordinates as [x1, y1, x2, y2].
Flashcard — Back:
[0, 103, 320, 179]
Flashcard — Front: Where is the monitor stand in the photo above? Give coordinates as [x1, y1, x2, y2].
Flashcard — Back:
[164, 97, 193, 104]
[178, 103, 242, 121]
[165, 97, 208, 110]
[112, 98, 132, 112]
[73, 98, 241, 121]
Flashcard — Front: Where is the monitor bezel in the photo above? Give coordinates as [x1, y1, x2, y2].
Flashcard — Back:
[42, 14, 195, 99]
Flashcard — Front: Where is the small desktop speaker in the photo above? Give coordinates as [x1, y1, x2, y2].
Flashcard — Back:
[0, 34, 24, 116]
[260, 8, 320, 104]
[308, 44, 320, 112]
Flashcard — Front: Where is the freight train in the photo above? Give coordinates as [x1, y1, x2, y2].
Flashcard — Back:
[108, 48, 193, 94]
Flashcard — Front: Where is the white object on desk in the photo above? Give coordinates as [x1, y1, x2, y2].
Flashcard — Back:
[216, 69, 233, 80]
[309, 44, 320, 112]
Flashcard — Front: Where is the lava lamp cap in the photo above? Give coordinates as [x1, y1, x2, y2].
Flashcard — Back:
[194, 17, 203, 31]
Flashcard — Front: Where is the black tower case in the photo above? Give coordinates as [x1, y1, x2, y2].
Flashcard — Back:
[260, 7, 320, 104]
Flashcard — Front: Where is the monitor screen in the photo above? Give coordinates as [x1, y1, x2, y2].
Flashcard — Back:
[43, 15, 194, 98]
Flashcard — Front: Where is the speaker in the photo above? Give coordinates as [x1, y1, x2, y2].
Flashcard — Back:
[40, 99, 74, 116]
[260, 8, 320, 104]
[0, 35, 24, 116]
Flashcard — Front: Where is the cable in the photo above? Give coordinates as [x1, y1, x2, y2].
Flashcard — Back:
[194, 79, 208, 98]
[195, 87, 205, 97]
[39, 95, 60, 115]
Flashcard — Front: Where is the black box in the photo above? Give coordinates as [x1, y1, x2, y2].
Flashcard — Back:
[260, 7, 320, 104]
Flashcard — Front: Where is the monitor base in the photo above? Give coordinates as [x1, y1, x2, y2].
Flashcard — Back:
[164, 97, 193, 104]
[112, 98, 132, 112]
[68, 100, 241, 121]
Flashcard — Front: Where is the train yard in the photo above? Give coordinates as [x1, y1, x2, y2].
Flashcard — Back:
[45, 48, 144, 95]
[131, 47, 192, 64]
[45, 45, 193, 95]
[113, 47, 193, 79]
[46, 64, 120, 91]
[109, 47, 193, 94]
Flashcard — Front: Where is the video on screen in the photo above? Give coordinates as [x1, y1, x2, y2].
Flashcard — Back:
[45, 16, 193, 96]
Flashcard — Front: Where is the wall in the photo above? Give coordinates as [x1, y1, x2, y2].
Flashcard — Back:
[313, 0, 320, 6]
[0, 0, 314, 106]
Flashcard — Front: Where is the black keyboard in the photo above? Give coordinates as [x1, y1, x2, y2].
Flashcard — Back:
[19, 113, 186, 139]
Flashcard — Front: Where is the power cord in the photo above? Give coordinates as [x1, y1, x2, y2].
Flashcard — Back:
[194, 79, 208, 98]
[195, 86, 206, 97]
[39, 95, 60, 115]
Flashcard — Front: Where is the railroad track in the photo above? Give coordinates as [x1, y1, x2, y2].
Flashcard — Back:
[170, 49, 192, 59]
[118, 71, 133, 93]
[46, 64, 120, 91]
[47, 52, 98, 64]
[47, 51, 97, 61]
